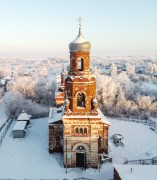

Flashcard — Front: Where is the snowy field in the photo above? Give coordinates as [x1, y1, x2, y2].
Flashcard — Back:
[109, 118, 157, 162]
[0, 118, 113, 180]
[0, 117, 157, 179]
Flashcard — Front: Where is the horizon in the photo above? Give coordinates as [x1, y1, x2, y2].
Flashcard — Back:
[0, 0, 157, 59]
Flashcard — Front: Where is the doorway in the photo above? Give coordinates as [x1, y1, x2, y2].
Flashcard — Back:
[76, 152, 86, 167]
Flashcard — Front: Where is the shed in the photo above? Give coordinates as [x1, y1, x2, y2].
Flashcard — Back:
[17, 110, 31, 125]
[12, 121, 27, 138]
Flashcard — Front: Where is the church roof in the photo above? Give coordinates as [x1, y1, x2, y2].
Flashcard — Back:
[48, 107, 64, 124]
[98, 109, 111, 125]
[69, 28, 91, 52]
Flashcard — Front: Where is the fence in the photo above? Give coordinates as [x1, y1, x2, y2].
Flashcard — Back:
[106, 113, 157, 131]
[125, 157, 157, 165]
[0, 118, 11, 132]
[0, 118, 13, 146]
[31, 112, 49, 119]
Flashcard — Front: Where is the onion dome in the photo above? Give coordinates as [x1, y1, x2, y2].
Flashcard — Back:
[69, 28, 91, 52]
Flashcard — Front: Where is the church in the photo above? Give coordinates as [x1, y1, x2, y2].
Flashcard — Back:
[48, 18, 111, 168]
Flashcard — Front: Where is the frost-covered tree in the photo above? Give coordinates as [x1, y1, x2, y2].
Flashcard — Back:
[15, 64, 25, 76]
[35, 79, 53, 105]
[8, 76, 36, 100]
[110, 63, 117, 76]
[40, 66, 48, 78]
[125, 63, 135, 78]
[136, 95, 157, 113]
[4, 64, 12, 77]
[4, 91, 25, 117]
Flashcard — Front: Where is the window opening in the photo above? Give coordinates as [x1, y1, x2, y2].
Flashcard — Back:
[78, 58, 83, 71]
[75, 127, 79, 134]
[84, 127, 87, 134]
[80, 127, 83, 134]
[77, 93, 85, 107]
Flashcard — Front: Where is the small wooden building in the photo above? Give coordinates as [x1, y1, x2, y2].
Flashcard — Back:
[17, 110, 31, 125]
[12, 121, 27, 138]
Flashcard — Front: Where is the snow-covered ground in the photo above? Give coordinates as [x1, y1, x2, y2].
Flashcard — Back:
[0, 118, 113, 180]
[109, 118, 157, 162]
[0, 117, 157, 179]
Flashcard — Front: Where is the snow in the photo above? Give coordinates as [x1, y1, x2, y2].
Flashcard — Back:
[114, 164, 157, 180]
[48, 110, 63, 123]
[17, 111, 31, 121]
[13, 121, 27, 130]
[0, 118, 113, 179]
[98, 109, 111, 125]
[1, 115, 157, 179]
[63, 110, 111, 126]
[1, 79, 6, 85]
[141, 82, 157, 94]
[70, 33, 88, 44]
[109, 118, 157, 161]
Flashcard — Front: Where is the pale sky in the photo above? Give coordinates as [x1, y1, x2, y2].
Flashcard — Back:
[0, 0, 157, 59]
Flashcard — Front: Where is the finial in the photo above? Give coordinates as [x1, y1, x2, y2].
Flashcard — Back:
[77, 16, 83, 28]
[77, 16, 83, 35]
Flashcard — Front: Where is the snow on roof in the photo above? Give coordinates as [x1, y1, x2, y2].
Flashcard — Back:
[114, 164, 157, 180]
[48, 107, 63, 124]
[98, 109, 111, 125]
[55, 91, 64, 98]
[49, 107, 57, 118]
[17, 111, 31, 121]
[13, 121, 27, 131]
[63, 109, 111, 126]
[3, 76, 12, 80]
[1, 79, 6, 85]
[71, 33, 88, 44]
[67, 75, 96, 81]
[63, 114, 100, 119]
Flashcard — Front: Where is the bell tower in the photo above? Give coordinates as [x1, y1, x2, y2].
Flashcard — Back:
[65, 17, 97, 114]
[62, 17, 111, 168]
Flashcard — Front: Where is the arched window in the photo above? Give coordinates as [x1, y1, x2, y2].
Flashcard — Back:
[75, 127, 79, 134]
[77, 93, 85, 107]
[76, 145, 85, 151]
[80, 127, 83, 134]
[78, 58, 83, 71]
[84, 127, 87, 134]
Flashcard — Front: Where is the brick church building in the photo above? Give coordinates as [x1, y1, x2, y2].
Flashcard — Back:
[49, 19, 110, 168]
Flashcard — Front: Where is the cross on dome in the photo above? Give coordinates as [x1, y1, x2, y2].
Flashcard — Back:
[77, 16, 83, 28]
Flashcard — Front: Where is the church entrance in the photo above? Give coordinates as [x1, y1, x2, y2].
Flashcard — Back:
[76, 145, 86, 168]
[76, 152, 86, 167]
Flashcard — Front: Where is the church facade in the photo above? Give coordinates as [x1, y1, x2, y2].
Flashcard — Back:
[49, 21, 110, 168]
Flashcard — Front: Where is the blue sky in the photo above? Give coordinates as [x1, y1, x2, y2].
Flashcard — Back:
[0, 0, 157, 58]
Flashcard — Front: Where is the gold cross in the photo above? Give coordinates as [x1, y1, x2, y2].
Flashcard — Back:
[77, 16, 83, 28]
